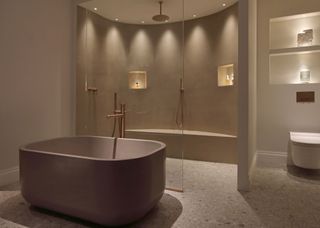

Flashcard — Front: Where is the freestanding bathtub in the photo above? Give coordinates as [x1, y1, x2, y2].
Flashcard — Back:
[290, 132, 320, 169]
[19, 136, 166, 226]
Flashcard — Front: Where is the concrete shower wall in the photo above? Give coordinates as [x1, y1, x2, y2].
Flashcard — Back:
[76, 4, 238, 137]
[184, 5, 238, 135]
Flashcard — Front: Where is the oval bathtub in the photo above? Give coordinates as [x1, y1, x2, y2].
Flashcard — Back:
[19, 136, 166, 226]
[290, 132, 320, 169]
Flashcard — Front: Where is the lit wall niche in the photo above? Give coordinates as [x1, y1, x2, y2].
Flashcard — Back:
[128, 71, 147, 89]
[269, 11, 320, 84]
[218, 64, 234, 87]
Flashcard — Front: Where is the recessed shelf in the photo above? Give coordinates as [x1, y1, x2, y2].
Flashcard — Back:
[128, 71, 147, 90]
[269, 11, 320, 85]
[217, 64, 234, 87]
[269, 45, 320, 56]
[270, 11, 320, 50]
[269, 51, 320, 84]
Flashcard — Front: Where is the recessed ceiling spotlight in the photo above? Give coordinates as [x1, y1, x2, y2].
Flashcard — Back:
[222, 3, 226, 7]
[115, 18, 119, 21]
[193, 14, 197, 18]
[93, 7, 98, 11]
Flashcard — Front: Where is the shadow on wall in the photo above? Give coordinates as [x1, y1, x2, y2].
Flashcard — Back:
[0, 192, 183, 228]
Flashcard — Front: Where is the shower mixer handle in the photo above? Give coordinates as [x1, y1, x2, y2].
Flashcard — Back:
[107, 113, 124, 118]
[114, 109, 123, 114]
[107, 103, 126, 138]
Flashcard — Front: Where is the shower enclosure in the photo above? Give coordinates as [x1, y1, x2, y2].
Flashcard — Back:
[76, 0, 238, 191]
[76, 0, 185, 191]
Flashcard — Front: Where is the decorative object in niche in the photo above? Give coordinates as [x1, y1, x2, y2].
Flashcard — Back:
[128, 71, 147, 89]
[297, 29, 313, 47]
[218, 64, 234, 87]
[300, 69, 311, 83]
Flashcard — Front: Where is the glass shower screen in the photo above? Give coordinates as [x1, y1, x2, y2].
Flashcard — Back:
[76, 0, 185, 191]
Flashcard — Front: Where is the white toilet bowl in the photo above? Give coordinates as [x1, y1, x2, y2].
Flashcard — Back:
[290, 132, 320, 169]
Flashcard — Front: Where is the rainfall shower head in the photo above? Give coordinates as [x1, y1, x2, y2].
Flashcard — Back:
[152, 1, 170, 22]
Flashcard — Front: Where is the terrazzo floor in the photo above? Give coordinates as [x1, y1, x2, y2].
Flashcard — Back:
[0, 159, 320, 228]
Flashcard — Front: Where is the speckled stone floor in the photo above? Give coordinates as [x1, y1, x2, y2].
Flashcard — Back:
[0, 159, 320, 228]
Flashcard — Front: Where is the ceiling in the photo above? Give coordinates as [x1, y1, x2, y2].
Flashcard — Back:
[79, 0, 238, 25]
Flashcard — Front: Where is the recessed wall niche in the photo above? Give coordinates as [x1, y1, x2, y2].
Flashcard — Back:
[218, 64, 234, 87]
[269, 11, 320, 85]
[128, 71, 147, 90]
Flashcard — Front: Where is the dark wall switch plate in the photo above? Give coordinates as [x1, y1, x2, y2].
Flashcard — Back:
[296, 91, 315, 103]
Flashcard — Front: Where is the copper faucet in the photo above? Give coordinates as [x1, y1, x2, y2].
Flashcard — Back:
[107, 95, 126, 138]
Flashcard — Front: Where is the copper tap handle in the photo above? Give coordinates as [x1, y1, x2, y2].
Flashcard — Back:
[107, 114, 124, 118]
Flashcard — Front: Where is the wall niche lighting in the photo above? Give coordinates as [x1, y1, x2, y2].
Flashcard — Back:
[218, 64, 234, 87]
[128, 71, 147, 89]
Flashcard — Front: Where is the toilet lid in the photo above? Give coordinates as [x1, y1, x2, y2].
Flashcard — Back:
[290, 132, 320, 145]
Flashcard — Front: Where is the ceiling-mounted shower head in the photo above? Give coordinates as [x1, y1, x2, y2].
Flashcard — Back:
[152, 1, 170, 22]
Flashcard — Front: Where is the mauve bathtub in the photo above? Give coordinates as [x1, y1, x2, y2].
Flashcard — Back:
[19, 136, 166, 226]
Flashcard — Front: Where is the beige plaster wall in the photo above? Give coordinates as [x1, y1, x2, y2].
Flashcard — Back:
[257, 0, 320, 153]
[237, 0, 258, 191]
[248, 0, 258, 187]
[0, 0, 75, 174]
[76, 4, 238, 137]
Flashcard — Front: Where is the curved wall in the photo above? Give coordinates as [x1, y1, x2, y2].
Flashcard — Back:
[76, 4, 238, 136]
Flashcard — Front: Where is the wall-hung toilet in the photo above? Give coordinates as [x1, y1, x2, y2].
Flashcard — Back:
[290, 132, 320, 169]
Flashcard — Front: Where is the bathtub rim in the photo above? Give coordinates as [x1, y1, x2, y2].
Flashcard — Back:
[20, 136, 166, 162]
[290, 132, 320, 146]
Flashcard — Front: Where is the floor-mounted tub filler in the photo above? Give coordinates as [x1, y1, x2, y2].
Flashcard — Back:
[290, 132, 320, 169]
[19, 136, 166, 226]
